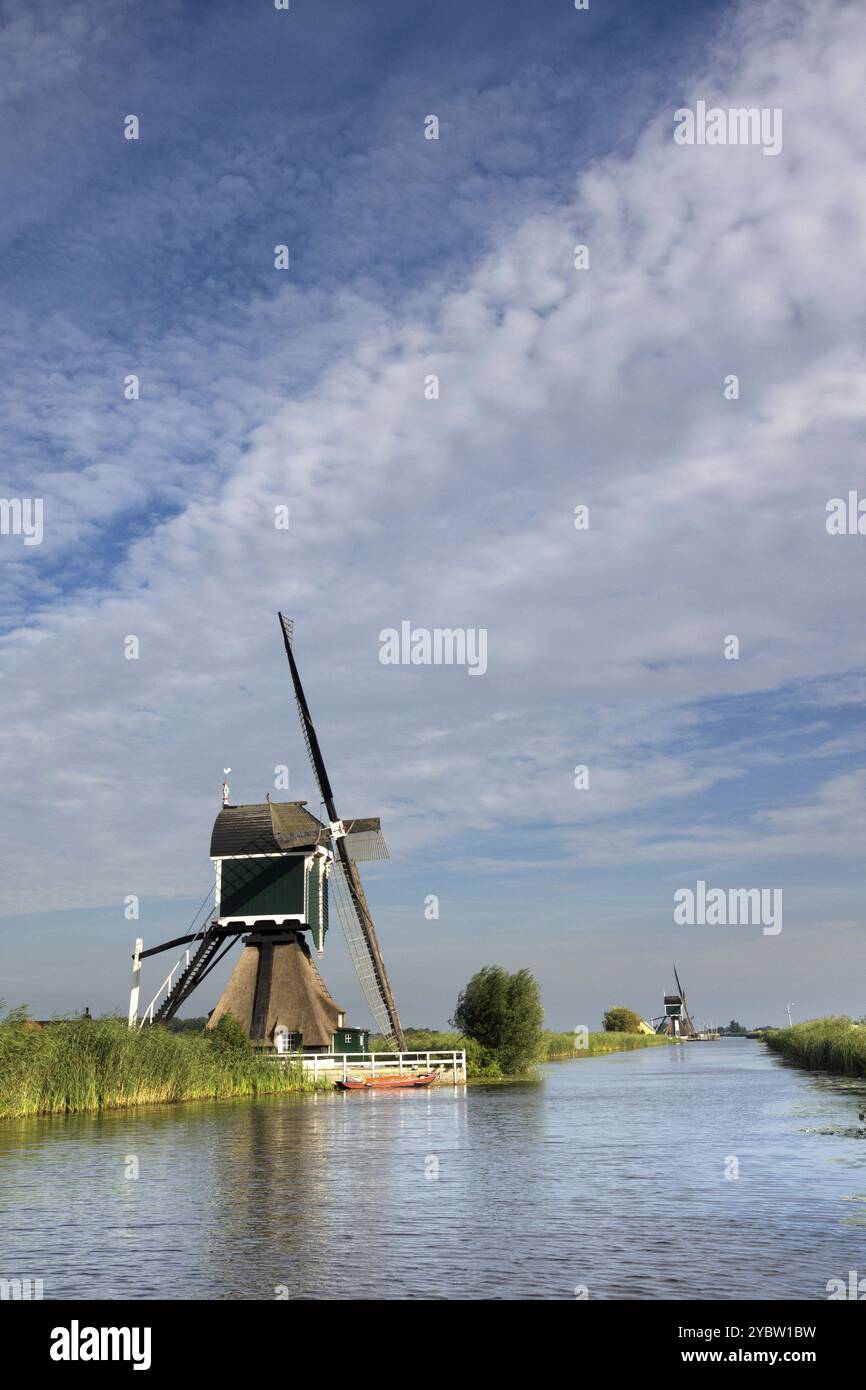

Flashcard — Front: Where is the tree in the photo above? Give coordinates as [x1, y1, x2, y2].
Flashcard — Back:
[451, 966, 544, 1074]
[207, 1013, 250, 1055]
[603, 1006, 645, 1033]
[726, 1019, 746, 1035]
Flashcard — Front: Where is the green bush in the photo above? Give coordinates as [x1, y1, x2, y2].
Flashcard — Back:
[451, 966, 544, 1074]
[602, 1006, 646, 1033]
[207, 1012, 251, 1055]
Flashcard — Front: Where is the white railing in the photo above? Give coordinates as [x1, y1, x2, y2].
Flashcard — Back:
[137, 948, 193, 1029]
[261, 1049, 467, 1083]
[129, 887, 216, 1029]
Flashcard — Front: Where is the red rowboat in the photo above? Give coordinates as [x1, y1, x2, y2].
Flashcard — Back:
[336, 1072, 437, 1090]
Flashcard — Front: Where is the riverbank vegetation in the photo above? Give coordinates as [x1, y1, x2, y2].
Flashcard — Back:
[543, 1031, 672, 1059]
[0, 1008, 327, 1118]
[375, 969, 675, 1079]
[372, 966, 547, 1078]
[373, 1024, 672, 1077]
[763, 1017, 866, 1077]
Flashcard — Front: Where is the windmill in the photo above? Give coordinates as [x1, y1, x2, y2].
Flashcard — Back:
[130, 615, 405, 1051]
[653, 963, 697, 1038]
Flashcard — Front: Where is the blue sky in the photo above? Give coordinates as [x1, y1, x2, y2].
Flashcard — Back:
[1, 0, 865, 1032]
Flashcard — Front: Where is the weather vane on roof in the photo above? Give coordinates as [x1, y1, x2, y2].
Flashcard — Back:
[222, 769, 231, 807]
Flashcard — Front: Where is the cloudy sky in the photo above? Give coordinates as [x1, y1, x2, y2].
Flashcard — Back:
[1, 0, 864, 1032]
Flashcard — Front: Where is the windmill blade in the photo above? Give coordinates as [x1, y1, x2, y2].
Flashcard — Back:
[342, 832, 389, 863]
[278, 613, 337, 820]
[329, 850, 405, 1049]
[342, 818, 389, 862]
[277, 613, 405, 1049]
[273, 817, 388, 859]
[673, 963, 695, 1035]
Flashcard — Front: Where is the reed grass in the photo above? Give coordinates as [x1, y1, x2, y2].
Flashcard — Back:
[0, 1013, 329, 1119]
[763, 1017, 866, 1077]
[543, 1030, 673, 1059]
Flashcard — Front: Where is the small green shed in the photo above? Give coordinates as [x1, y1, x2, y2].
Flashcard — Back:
[331, 1026, 368, 1054]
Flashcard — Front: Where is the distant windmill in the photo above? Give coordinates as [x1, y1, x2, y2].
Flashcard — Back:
[653, 963, 697, 1038]
[674, 963, 697, 1036]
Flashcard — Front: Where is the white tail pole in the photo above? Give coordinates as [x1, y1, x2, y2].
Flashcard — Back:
[128, 937, 143, 1028]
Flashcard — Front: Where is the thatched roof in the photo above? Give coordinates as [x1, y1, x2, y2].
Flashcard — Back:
[210, 801, 326, 858]
[206, 932, 344, 1047]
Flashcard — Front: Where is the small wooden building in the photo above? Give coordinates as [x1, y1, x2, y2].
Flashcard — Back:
[331, 1026, 368, 1054]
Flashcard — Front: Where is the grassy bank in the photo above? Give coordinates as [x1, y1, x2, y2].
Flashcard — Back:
[373, 1027, 672, 1077]
[0, 1014, 328, 1119]
[543, 1031, 673, 1060]
[763, 1017, 866, 1077]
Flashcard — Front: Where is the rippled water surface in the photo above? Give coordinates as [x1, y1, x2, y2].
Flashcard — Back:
[3, 1040, 866, 1299]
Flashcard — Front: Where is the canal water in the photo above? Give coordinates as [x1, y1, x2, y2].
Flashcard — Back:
[2, 1040, 866, 1300]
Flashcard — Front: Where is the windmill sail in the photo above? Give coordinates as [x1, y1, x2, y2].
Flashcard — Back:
[673, 963, 696, 1036]
[277, 614, 405, 1049]
[328, 858, 400, 1043]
